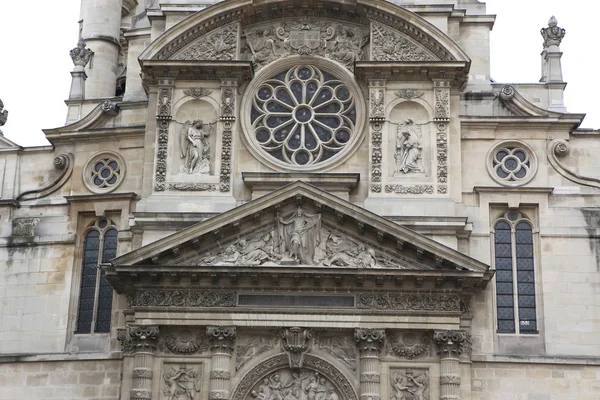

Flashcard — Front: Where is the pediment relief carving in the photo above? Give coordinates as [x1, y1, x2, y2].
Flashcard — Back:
[172, 23, 239, 61]
[370, 22, 437, 62]
[176, 206, 424, 270]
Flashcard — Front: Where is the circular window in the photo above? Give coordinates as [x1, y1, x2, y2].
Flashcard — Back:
[83, 151, 125, 193]
[242, 59, 365, 171]
[487, 141, 537, 186]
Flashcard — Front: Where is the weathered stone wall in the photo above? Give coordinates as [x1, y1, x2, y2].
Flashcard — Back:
[0, 360, 122, 400]
[471, 361, 600, 400]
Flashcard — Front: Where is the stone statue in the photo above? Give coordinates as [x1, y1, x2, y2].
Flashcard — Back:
[180, 119, 214, 174]
[393, 119, 424, 174]
[163, 364, 201, 400]
[328, 25, 368, 68]
[275, 207, 322, 264]
[0, 99, 7, 135]
[322, 234, 378, 268]
[69, 39, 94, 67]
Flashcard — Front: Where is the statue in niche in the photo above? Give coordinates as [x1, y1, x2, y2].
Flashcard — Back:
[163, 364, 201, 400]
[245, 27, 279, 68]
[275, 207, 322, 264]
[180, 119, 214, 174]
[393, 119, 424, 174]
[322, 234, 378, 268]
[251, 370, 339, 400]
[390, 369, 429, 400]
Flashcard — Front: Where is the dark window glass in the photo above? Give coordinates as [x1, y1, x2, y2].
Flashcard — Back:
[76, 231, 100, 334]
[495, 221, 515, 333]
[515, 221, 536, 333]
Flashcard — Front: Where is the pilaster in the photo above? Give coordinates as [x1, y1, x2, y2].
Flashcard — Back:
[154, 80, 174, 192]
[219, 80, 237, 193]
[207, 326, 236, 400]
[368, 80, 385, 194]
[355, 328, 385, 400]
[129, 325, 160, 400]
[434, 330, 467, 400]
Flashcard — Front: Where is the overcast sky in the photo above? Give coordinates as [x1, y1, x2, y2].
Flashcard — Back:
[0, 0, 598, 147]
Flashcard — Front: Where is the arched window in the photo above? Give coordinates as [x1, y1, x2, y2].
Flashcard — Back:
[493, 210, 537, 334]
[75, 218, 117, 334]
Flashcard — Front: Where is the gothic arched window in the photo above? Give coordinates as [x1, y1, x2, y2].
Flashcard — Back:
[493, 210, 537, 334]
[75, 218, 117, 334]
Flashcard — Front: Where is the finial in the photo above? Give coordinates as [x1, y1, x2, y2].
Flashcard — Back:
[70, 38, 94, 67]
[541, 16, 566, 48]
[0, 99, 8, 135]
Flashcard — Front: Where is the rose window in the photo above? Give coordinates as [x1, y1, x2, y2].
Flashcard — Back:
[250, 65, 357, 166]
[487, 142, 537, 186]
[83, 151, 126, 193]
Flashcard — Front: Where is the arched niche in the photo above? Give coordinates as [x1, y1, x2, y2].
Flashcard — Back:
[169, 98, 219, 181]
[231, 354, 358, 400]
[387, 101, 432, 179]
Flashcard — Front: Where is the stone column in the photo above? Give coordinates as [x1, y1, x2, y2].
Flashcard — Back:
[434, 330, 466, 400]
[207, 326, 236, 400]
[81, 0, 123, 98]
[354, 329, 385, 400]
[129, 325, 159, 400]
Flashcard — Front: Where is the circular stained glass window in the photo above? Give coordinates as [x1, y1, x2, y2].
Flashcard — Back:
[247, 63, 362, 169]
[487, 141, 537, 186]
[83, 151, 126, 193]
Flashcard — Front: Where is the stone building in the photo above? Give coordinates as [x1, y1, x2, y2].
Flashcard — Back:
[1, 0, 599, 399]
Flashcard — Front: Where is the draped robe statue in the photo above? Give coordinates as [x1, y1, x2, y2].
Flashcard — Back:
[275, 207, 321, 264]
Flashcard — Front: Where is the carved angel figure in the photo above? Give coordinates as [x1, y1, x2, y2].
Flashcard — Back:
[163, 364, 201, 400]
[275, 207, 322, 264]
[329, 25, 368, 67]
[394, 119, 424, 174]
[390, 371, 429, 400]
[321, 234, 378, 268]
[245, 27, 279, 68]
[180, 119, 213, 174]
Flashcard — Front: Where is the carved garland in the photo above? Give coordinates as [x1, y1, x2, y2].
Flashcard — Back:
[155, 82, 174, 191]
[219, 81, 236, 192]
[434, 81, 450, 194]
[130, 289, 236, 308]
[357, 293, 461, 312]
[370, 81, 385, 193]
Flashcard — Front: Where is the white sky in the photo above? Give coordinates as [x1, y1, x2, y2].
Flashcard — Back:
[0, 0, 598, 147]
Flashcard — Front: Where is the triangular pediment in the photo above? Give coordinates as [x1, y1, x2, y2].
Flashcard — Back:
[111, 182, 490, 277]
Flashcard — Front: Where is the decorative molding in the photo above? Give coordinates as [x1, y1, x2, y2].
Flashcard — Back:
[130, 289, 236, 308]
[390, 368, 430, 400]
[370, 120, 383, 193]
[394, 89, 424, 101]
[168, 183, 218, 192]
[155, 85, 173, 191]
[433, 81, 450, 121]
[219, 80, 236, 192]
[436, 121, 448, 192]
[17, 153, 74, 201]
[236, 331, 280, 371]
[384, 185, 434, 194]
[159, 329, 208, 355]
[173, 23, 238, 61]
[184, 88, 213, 99]
[357, 293, 461, 312]
[547, 139, 600, 189]
[386, 331, 431, 359]
[281, 327, 313, 369]
[370, 22, 436, 62]
[370, 87, 385, 121]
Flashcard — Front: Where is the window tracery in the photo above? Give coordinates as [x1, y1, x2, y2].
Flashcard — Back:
[75, 218, 117, 334]
[493, 210, 537, 334]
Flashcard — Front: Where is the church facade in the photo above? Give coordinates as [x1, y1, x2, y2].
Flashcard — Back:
[1, 0, 600, 399]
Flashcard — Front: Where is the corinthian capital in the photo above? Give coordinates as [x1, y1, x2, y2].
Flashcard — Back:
[207, 326, 236, 353]
[119, 325, 160, 353]
[354, 328, 385, 356]
[433, 330, 467, 358]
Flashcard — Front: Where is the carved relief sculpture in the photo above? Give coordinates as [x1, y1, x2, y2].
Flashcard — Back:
[180, 120, 215, 174]
[275, 207, 322, 264]
[280, 327, 313, 369]
[236, 332, 280, 371]
[12, 218, 39, 237]
[386, 332, 431, 359]
[159, 329, 208, 355]
[245, 26, 279, 69]
[328, 25, 369, 70]
[393, 119, 424, 174]
[390, 369, 430, 400]
[174, 24, 238, 60]
[371, 23, 435, 62]
[184, 88, 213, 99]
[315, 335, 357, 372]
[163, 364, 202, 400]
[250, 369, 340, 400]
